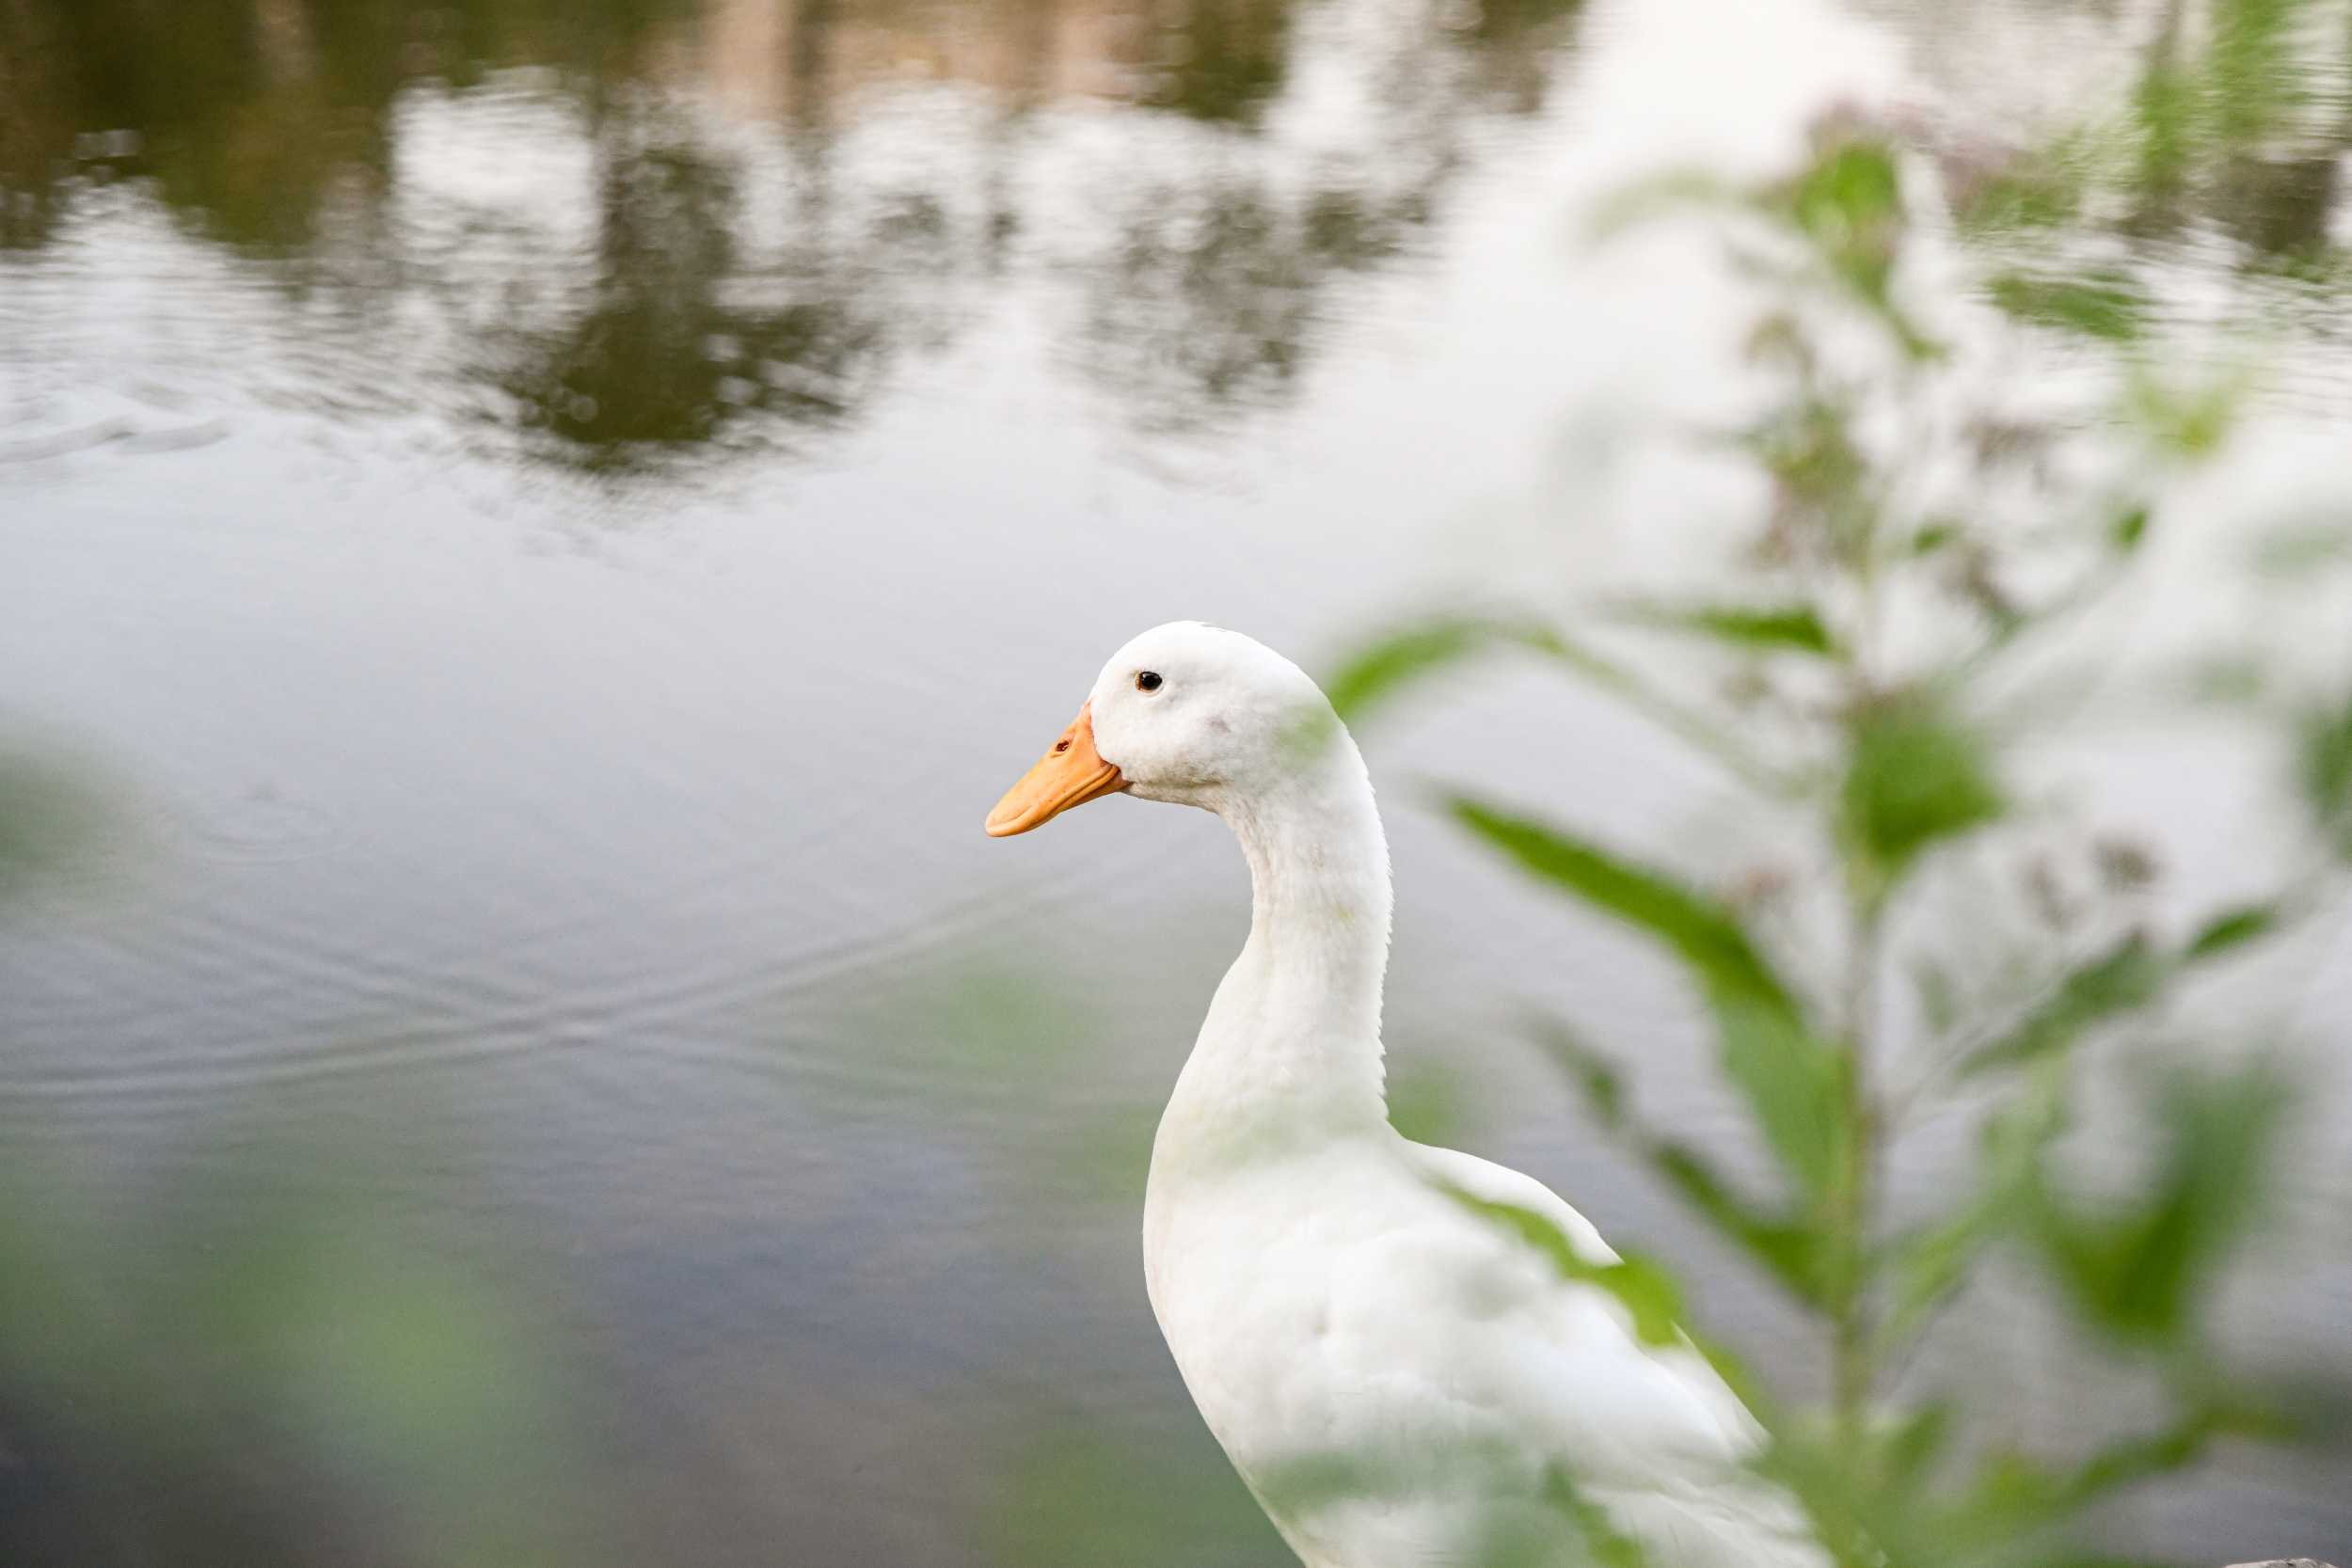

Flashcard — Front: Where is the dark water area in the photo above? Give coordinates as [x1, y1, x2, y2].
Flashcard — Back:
[3, 1, 2350, 1564]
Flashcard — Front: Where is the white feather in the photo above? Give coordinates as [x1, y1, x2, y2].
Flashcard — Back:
[1043, 624, 1827, 1568]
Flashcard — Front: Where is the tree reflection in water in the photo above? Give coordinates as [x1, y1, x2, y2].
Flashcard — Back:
[0, 0, 1597, 475]
[479, 96, 890, 475]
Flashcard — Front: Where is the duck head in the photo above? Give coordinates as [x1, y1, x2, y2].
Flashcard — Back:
[985, 622, 1333, 836]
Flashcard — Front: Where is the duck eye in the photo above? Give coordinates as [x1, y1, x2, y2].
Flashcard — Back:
[1136, 671, 1163, 692]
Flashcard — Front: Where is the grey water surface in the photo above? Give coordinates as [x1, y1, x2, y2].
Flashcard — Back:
[3, 1, 2350, 1564]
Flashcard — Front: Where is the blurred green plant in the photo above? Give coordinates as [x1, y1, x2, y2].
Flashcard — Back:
[0, 1133, 602, 1568]
[986, 1425, 1291, 1568]
[0, 762, 609, 1565]
[0, 744, 113, 900]
[1326, 97, 2350, 1568]
[1950, 0, 2352, 288]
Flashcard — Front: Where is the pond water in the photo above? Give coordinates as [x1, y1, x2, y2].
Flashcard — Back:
[3, 1, 2349, 1564]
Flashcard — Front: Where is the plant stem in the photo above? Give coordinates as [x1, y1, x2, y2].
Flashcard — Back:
[1831, 884, 1884, 1462]
[1833, 500, 1890, 1460]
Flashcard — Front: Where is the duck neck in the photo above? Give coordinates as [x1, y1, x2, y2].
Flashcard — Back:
[1164, 734, 1394, 1159]
[1228, 752, 1394, 1054]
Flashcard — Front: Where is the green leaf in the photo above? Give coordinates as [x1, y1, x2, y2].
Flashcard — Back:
[1930, 1446, 2075, 1549]
[1528, 1018, 1627, 1130]
[1839, 695, 2006, 883]
[1536, 1468, 1655, 1568]
[1930, 1412, 2224, 1560]
[2109, 503, 2151, 550]
[1529, 1021, 1828, 1307]
[1651, 1143, 1828, 1306]
[1885, 1064, 2068, 1341]
[1950, 144, 2084, 233]
[1626, 602, 1836, 656]
[1877, 1401, 1955, 1493]
[2133, 39, 2196, 198]
[1783, 137, 1904, 304]
[2209, 0, 2308, 151]
[1956, 935, 2167, 1077]
[1744, 399, 1871, 540]
[1711, 990, 1851, 1204]
[2124, 367, 2243, 458]
[1455, 800, 1797, 1010]
[2029, 1065, 2287, 1343]
[1747, 1426, 1890, 1568]
[1883, 1208, 1993, 1343]
[2057, 1417, 2215, 1503]
[1436, 1184, 1684, 1347]
[1908, 520, 1963, 555]
[2296, 690, 2352, 856]
[1456, 799, 1848, 1199]
[2185, 903, 2278, 958]
[1584, 167, 1744, 244]
[1322, 617, 1558, 721]
[1333, 616, 1801, 795]
[1985, 270, 2148, 341]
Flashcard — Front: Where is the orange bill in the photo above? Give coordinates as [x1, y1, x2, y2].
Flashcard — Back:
[985, 701, 1127, 836]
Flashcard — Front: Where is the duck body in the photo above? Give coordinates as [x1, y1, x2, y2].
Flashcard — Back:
[989, 622, 1826, 1568]
[1147, 1131, 1800, 1568]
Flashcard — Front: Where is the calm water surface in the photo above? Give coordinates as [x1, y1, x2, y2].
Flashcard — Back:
[3, 1, 2350, 1563]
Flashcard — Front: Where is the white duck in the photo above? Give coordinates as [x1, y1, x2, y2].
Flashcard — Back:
[986, 622, 1826, 1568]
